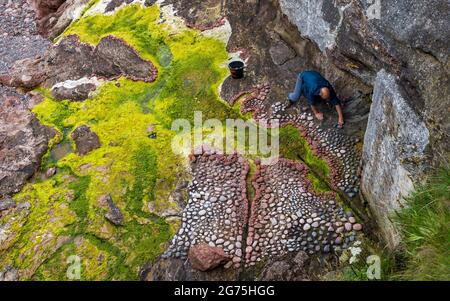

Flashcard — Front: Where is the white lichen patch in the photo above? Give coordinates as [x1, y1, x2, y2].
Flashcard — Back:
[51, 76, 103, 90]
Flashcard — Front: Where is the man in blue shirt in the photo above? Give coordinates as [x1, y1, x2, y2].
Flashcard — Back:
[288, 70, 345, 129]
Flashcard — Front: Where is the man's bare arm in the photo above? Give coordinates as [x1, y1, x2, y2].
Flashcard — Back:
[335, 104, 344, 125]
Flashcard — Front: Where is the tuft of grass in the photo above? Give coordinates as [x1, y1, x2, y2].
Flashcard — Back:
[393, 167, 450, 281]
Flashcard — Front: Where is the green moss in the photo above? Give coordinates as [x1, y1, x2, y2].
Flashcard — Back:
[4, 4, 242, 280]
[32, 236, 121, 281]
[279, 125, 331, 192]
[307, 173, 332, 193]
[246, 160, 257, 202]
[279, 125, 330, 178]
[1, 175, 78, 277]
[125, 146, 158, 216]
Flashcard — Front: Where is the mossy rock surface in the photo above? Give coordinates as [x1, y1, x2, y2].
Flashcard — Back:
[0, 3, 334, 280]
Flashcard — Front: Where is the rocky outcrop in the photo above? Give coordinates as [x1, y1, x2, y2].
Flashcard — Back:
[279, 0, 449, 249]
[260, 250, 310, 281]
[140, 255, 239, 281]
[0, 34, 158, 100]
[361, 70, 430, 248]
[28, 0, 92, 39]
[71, 125, 101, 156]
[0, 96, 57, 198]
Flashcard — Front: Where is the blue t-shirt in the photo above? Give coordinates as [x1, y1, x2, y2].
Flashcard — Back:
[299, 71, 341, 106]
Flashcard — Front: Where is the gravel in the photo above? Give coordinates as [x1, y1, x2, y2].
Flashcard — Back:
[0, 0, 50, 105]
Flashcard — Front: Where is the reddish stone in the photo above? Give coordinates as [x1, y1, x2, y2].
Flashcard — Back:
[188, 244, 230, 272]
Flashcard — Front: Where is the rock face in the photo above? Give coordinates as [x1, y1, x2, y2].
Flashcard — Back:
[361, 70, 430, 248]
[269, 40, 296, 66]
[188, 244, 230, 272]
[71, 125, 101, 156]
[279, 0, 449, 249]
[261, 251, 310, 281]
[0, 96, 57, 197]
[0, 198, 16, 212]
[0, 34, 158, 100]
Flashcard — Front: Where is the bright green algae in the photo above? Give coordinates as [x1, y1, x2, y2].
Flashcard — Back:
[0, 4, 333, 280]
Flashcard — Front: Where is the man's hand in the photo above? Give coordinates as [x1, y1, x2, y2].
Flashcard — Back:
[311, 106, 324, 121]
[314, 112, 324, 121]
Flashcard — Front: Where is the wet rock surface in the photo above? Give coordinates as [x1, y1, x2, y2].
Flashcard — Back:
[0, 198, 16, 212]
[0, 34, 158, 99]
[105, 0, 134, 12]
[168, 0, 226, 32]
[51, 82, 97, 101]
[260, 250, 310, 281]
[0, 96, 57, 197]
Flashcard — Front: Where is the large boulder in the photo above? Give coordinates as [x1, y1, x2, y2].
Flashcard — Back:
[0, 96, 57, 197]
[361, 70, 430, 248]
[188, 244, 230, 272]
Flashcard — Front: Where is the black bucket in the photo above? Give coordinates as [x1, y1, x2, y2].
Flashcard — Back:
[228, 60, 245, 79]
